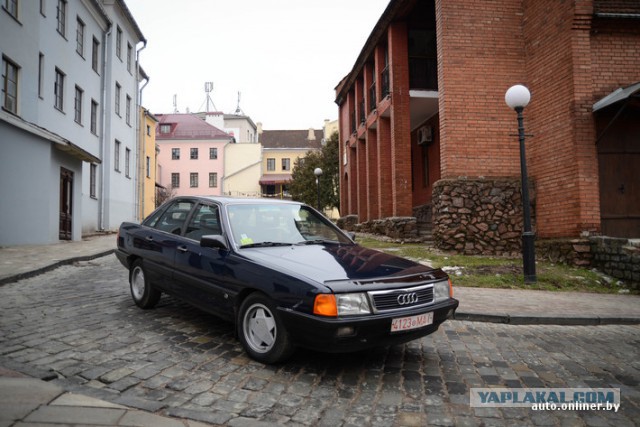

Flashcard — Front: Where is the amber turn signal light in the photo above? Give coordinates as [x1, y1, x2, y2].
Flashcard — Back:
[313, 294, 338, 317]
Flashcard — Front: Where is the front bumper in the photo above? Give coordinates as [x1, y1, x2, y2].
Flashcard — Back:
[278, 298, 459, 353]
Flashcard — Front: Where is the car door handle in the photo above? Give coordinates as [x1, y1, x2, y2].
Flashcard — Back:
[177, 245, 188, 253]
[145, 236, 154, 242]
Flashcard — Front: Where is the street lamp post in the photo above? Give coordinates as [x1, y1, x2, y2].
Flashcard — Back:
[314, 167, 323, 212]
[505, 84, 536, 283]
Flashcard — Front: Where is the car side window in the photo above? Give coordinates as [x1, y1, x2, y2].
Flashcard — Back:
[153, 201, 195, 235]
[184, 204, 221, 241]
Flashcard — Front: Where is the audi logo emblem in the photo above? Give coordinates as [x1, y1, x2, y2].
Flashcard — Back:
[397, 292, 418, 305]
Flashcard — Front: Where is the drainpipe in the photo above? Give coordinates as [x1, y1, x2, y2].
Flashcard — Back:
[98, 24, 112, 231]
[136, 40, 148, 221]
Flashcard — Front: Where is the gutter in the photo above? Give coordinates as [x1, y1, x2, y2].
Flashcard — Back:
[98, 23, 113, 232]
[135, 41, 148, 221]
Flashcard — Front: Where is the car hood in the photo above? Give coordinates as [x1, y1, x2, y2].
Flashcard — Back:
[239, 243, 447, 292]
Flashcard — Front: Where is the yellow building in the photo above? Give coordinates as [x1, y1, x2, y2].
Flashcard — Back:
[259, 128, 323, 198]
[139, 108, 159, 219]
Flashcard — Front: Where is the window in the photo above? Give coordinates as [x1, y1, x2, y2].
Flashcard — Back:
[5, 0, 18, 20]
[190, 148, 198, 159]
[171, 148, 180, 160]
[114, 82, 120, 116]
[184, 204, 221, 240]
[114, 140, 121, 171]
[127, 43, 132, 73]
[282, 158, 290, 171]
[76, 17, 85, 56]
[146, 156, 150, 178]
[74, 85, 83, 124]
[2, 56, 19, 114]
[56, 0, 66, 36]
[125, 94, 131, 125]
[149, 199, 195, 233]
[38, 53, 44, 98]
[90, 99, 98, 134]
[54, 67, 64, 111]
[90, 164, 97, 198]
[209, 172, 218, 188]
[146, 125, 151, 136]
[115, 26, 122, 60]
[190, 172, 199, 188]
[209, 147, 218, 159]
[160, 124, 171, 134]
[267, 158, 275, 171]
[171, 173, 180, 188]
[125, 148, 130, 177]
[91, 37, 99, 72]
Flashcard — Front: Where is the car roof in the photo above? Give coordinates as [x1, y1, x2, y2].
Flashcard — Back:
[170, 196, 305, 207]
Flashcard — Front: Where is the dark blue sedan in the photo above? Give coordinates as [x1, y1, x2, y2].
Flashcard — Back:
[116, 196, 458, 364]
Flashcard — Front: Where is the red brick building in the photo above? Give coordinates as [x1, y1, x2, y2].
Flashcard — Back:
[336, 0, 639, 254]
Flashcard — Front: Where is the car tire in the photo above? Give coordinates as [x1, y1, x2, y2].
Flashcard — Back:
[129, 260, 161, 309]
[238, 293, 294, 364]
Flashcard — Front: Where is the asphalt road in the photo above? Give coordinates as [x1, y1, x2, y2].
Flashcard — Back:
[0, 255, 638, 426]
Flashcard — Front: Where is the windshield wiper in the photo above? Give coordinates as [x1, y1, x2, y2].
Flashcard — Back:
[296, 239, 343, 245]
[240, 241, 293, 248]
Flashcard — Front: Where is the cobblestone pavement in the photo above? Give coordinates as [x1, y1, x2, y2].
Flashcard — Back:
[1, 255, 639, 427]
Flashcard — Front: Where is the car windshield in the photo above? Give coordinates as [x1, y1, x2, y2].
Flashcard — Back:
[226, 203, 353, 248]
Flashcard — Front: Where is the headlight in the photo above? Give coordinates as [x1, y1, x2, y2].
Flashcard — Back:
[336, 293, 371, 316]
[313, 293, 371, 317]
[433, 280, 451, 302]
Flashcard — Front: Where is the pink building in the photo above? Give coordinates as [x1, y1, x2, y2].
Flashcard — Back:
[156, 114, 233, 197]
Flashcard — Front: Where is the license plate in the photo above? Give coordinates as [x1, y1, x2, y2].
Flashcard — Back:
[390, 312, 433, 332]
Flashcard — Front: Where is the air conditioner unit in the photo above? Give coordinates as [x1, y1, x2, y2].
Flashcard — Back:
[417, 125, 432, 145]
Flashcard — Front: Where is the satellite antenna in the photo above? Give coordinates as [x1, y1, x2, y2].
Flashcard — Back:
[172, 94, 179, 113]
[234, 91, 244, 115]
[204, 82, 217, 112]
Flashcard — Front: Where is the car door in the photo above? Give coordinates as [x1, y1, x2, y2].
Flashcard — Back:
[132, 198, 196, 291]
[172, 203, 235, 319]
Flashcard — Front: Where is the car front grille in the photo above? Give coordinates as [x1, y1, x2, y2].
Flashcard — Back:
[368, 284, 434, 313]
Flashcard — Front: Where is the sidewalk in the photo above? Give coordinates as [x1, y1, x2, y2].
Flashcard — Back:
[1, 234, 639, 426]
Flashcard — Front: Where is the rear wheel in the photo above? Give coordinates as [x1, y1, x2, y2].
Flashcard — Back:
[129, 260, 161, 309]
[238, 293, 294, 364]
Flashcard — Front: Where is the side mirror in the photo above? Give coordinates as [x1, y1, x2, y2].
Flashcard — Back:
[201, 235, 228, 250]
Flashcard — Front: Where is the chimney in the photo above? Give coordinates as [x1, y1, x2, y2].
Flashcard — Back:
[257, 122, 263, 135]
[307, 128, 316, 141]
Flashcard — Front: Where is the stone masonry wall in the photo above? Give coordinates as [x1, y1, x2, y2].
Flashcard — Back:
[590, 237, 640, 290]
[432, 178, 534, 255]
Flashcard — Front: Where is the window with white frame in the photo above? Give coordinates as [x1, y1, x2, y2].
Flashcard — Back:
[56, 0, 67, 36]
[171, 148, 180, 160]
[2, 56, 19, 114]
[38, 53, 44, 98]
[90, 99, 98, 134]
[76, 17, 85, 56]
[146, 156, 150, 178]
[209, 172, 218, 188]
[190, 148, 198, 159]
[125, 148, 130, 177]
[54, 67, 65, 111]
[126, 94, 131, 125]
[90, 164, 97, 198]
[209, 147, 218, 159]
[116, 26, 122, 60]
[267, 158, 275, 171]
[127, 43, 132, 73]
[190, 172, 198, 188]
[282, 158, 290, 171]
[114, 82, 120, 116]
[74, 85, 83, 124]
[114, 140, 121, 171]
[5, 0, 18, 20]
[171, 173, 180, 188]
[92, 37, 99, 73]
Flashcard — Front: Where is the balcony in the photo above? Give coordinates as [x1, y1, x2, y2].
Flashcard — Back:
[409, 57, 438, 91]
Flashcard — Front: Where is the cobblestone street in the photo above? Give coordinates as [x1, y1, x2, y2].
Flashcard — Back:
[1, 255, 638, 426]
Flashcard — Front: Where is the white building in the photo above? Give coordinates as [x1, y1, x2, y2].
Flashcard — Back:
[0, 0, 145, 245]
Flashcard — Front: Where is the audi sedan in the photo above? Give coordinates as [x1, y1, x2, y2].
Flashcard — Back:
[116, 196, 459, 364]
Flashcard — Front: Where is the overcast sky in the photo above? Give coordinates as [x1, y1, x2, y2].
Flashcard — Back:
[125, 0, 390, 130]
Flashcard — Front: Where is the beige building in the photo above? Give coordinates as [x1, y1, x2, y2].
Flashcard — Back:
[259, 127, 323, 198]
[223, 143, 263, 198]
[138, 108, 159, 218]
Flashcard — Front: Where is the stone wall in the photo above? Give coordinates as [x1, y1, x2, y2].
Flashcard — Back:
[590, 237, 640, 290]
[432, 178, 534, 255]
[337, 215, 420, 242]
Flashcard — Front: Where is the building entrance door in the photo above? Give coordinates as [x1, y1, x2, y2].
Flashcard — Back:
[59, 168, 73, 240]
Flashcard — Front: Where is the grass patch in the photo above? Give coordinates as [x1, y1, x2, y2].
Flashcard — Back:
[356, 236, 634, 294]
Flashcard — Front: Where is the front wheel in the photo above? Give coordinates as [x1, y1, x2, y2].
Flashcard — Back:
[237, 293, 294, 364]
[129, 260, 161, 309]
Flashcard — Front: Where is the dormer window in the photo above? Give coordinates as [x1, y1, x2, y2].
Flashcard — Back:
[160, 124, 171, 134]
